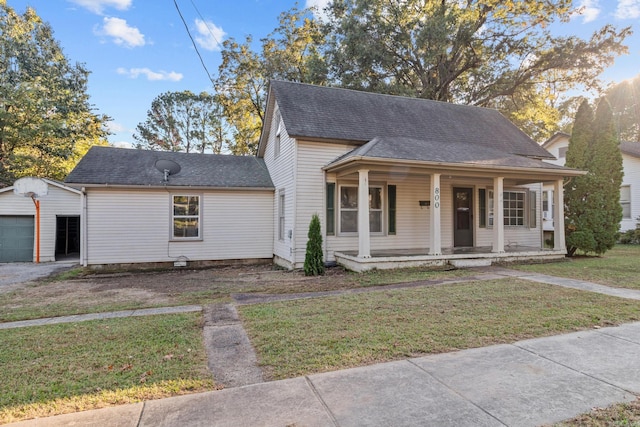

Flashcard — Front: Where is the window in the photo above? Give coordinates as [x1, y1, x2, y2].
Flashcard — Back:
[274, 109, 282, 158]
[621, 185, 631, 219]
[339, 185, 383, 233]
[486, 190, 527, 227]
[558, 146, 568, 159]
[326, 183, 335, 235]
[173, 195, 200, 239]
[278, 191, 285, 240]
[504, 191, 525, 226]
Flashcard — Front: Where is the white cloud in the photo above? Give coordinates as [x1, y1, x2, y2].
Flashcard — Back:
[117, 67, 183, 82]
[107, 121, 126, 133]
[194, 19, 225, 51]
[68, 0, 131, 15]
[97, 17, 145, 48]
[112, 141, 134, 149]
[572, 0, 601, 23]
[615, 0, 640, 19]
[305, 0, 331, 20]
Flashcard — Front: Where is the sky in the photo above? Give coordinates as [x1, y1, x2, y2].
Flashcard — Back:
[6, 0, 640, 147]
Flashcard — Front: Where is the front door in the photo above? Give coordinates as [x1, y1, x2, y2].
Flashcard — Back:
[454, 188, 473, 247]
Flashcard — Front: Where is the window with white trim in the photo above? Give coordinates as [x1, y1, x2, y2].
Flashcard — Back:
[274, 109, 282, 158]
[558, 146, 568, 159]
[339, 185, 383, 233]
[172, 195, 200, 239]
[621, 185, 631, 219]
[487, 190, 527, 227]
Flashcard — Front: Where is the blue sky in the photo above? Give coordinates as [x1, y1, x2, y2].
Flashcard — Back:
[7, 0, 640, 147]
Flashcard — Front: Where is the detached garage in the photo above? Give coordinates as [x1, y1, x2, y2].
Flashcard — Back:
[0, 179, 82, 263]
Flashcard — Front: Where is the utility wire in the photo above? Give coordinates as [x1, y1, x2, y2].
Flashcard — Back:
[173, 0, 215, 85]
[189, 0, 223, 51]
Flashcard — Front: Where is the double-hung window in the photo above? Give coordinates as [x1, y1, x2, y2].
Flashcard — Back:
[339, 185, 383, 233]
[173, 195, 200, 239]
[621, 185, 631, 219]
[487, 190, 526, 227]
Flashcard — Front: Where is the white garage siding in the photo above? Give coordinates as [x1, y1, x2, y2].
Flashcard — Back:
[84, 188, 273, 265]
[0, 182, 81, 262]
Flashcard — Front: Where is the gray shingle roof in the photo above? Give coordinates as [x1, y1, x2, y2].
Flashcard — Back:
[65, 146, 274, 189]
[329, 137, 570, 171]
[269, 80, 554, 159]
[621, 141, 640, 158]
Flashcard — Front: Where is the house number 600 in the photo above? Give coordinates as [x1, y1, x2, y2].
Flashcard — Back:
[434, 187, 440, 208]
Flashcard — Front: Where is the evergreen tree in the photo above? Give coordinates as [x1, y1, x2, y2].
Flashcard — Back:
[304, 214, 324, 276]
[564, 99, 623, 256]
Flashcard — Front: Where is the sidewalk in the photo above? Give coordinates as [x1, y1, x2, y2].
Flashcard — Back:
[8, 320, 640, 427]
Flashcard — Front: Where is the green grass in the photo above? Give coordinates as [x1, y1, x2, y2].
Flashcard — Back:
[0, 313, 213, 424]
[512, 245, 640, 289]
[553, 398, 640, 426]
[240, 278, 640, 380]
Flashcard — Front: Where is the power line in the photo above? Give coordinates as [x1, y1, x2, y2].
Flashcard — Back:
[173, 0, 215, 85]
[189, 0, 223, 52]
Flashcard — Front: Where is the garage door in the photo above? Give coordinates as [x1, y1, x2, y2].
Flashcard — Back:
[0, 216, 34, 262]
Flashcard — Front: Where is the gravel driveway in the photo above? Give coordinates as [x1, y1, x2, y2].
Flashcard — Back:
[0, 261, 77, 292]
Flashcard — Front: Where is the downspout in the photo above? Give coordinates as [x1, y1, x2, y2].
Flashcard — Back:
[81, 187, 88, 267]
[30, 196, 40, 264]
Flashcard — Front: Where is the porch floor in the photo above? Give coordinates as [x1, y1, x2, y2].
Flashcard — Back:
[334, 246, 565, 272]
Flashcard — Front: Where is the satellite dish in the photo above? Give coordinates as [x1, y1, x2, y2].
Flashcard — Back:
[155, 159, 181, 182]
[13, 177, 49, 198]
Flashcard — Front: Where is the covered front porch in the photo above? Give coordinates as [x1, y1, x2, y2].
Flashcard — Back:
[335, 246, 566, 272]
[322, 141, 580, 272]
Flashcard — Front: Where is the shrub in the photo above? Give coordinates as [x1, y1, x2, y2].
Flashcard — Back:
[304, 214, 325, 276]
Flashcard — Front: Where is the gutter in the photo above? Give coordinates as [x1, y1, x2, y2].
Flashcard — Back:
[81, 187, 88, 267]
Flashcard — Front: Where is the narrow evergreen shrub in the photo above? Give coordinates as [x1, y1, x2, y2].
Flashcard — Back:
[304, 214, 325, 276]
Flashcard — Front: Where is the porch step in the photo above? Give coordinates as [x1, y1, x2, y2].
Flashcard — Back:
[449, 259, 492, 268]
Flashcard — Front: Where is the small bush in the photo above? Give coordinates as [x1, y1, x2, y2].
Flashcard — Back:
[304, 214, 324, 276]
[618, 217, 640, 245]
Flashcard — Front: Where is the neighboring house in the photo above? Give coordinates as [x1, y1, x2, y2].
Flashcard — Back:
[63, 81, 583, 270]
[257, 81, 582, 271]
[542, 132, 640, 234]
[64, 147, 274, 267]
[0, 179, 81, 263]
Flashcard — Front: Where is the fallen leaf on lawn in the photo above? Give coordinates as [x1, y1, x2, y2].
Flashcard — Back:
[163, 354, 174, 361]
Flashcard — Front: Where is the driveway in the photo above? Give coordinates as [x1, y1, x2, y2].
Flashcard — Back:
[0, 261, 77, 292]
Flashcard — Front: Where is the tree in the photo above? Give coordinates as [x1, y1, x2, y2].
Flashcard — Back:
[606, 74, 640, 142]
[0, 2, 110, 186]
[214, 6, 327, 155]
[304, 213, 325, 276]
[323, 0, 631, 141]
[564, 99, 623, 256]
[133, 91, 229, 154]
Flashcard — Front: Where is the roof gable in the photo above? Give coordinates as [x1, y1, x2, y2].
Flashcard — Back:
[65, 146, 274, 189]
[260, 80, 554, 160]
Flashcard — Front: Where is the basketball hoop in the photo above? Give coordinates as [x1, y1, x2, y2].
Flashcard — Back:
[13, 177, 49, 263]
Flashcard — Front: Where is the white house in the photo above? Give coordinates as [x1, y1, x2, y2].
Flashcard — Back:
[542, 132, 640, 234]
[64, 81, 584, 270]
[0, 179, 82, 263]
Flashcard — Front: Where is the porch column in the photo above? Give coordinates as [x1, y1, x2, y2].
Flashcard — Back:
[492, 176, 505, 253]
[358, 169, 371, 258]
[553, 179, 566, 251]
[429, 173, 442, 255]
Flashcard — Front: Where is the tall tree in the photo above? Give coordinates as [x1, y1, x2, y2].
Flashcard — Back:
[214, 6, 327, 155]
[564, 99, 623, 256]
[133, 91, 229, 154]
[323, 0, 631, 141]
[606, 74, 640, 142]
[0, 2, 110, 186]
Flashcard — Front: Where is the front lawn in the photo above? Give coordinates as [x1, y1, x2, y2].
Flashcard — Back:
[240, 278, 640, 380]
[0, 313, 213, 424]
[512, 245, 640, 289]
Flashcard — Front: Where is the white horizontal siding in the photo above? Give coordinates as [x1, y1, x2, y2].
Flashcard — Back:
[621, 154, 640, 232]
[295, 141, 356, 266]
[0, 185, 80, 262]
[263, 103, 296, 265]
[85, 189, 272, 265]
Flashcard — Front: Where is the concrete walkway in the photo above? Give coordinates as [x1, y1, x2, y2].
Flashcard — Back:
[5, 267, 640, 426]
[0, 305, 202, 330]
[8, 321, 640, 427]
